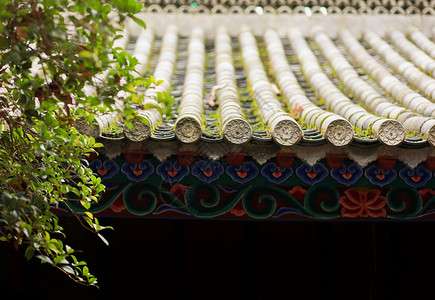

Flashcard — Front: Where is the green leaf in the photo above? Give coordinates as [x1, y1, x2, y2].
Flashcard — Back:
[80, 200, 91, 210]
[24, 246, 35, 260]
[61, 265, 75, 275]
[89, 277, 97, 284]
[65, 245, 74, 254]
[54, 256, 69, 265]
[97, 233, 109, 246]
[36, 255, 54, 265]
[83, 216, 93, 229]
[79, 50, 92, 58]
[130, 15, 146, 29]
[0, 0, 151, 287]
[124, 120, 133, 130]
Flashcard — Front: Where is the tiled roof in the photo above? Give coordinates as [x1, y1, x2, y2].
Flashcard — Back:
[139, 0, 435, 15]
[75, 13, 435, 166]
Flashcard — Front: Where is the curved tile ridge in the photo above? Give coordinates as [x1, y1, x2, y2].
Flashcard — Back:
[174, 28, 205, 143]
[339, 29, 435, 117]
[408, 26, 435, 60]
[265, 29, 353, 147]
[288, 28, 388, 145]
[123, 84, 161, 142]
[339, 29, 435, 146]
[154, 25, 178, 94]
[124, 26, 177, 142]
[388, 30, 435, 78]
[363, 29, 435, 101]
[312, 28, 406, 146]
[132, 27, 154, 77]
[215, 27, 252, 145]
[75, 28, 130, 138]
[239, 30, 302, 146]
[74, 100, 124, 138]
[124, 28, 156, 142]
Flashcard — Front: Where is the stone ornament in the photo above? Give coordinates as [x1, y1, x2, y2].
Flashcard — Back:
[426, 124, 435, 147]
[123, 84, 160, 142]
[289, 28, 382, 144]
[175, 116, 203, 143]
[215, 27, 252, 144]
[222, 118, 252, 145]
[240, 29, 302, 146]
[122, 26, 175, 142]
[74, 118, 102, 138]
[324, 119, 354, 147]
[75, 107, 121, 138]
[265, 29, 353, 147]
[312, 28, 407, 145]
[175, 27, 205, 144]
[271, 118, 303, 146]
[375, 119, 406, 146]
[123, 118, 152, 142]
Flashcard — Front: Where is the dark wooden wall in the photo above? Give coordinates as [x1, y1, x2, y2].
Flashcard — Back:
[1, 218, 435, 299]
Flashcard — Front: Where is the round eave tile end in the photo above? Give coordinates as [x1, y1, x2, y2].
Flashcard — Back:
[223, 118, 252, 145]
[123, 118, 151, 142]
[175, 116, 202, 144]
[426, 125, 435, 147]
[325, 119, 354, 147]
[271, 118, 303, 146]
[74, 119, 101, 138]
[377, 119, 406, 146]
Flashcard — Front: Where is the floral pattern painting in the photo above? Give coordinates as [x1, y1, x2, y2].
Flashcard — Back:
[339, 188, 388, 218]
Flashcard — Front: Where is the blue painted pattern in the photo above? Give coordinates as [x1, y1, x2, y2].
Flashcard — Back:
[89, 159, 119, 181]
[331, 163, 363, 186]
[121, 160, 154, 182]
[399, 166, 432, 188]
[156, 160, 189, 183]
[261, 162, 293, 184]
[296, 163, 328, 185]
[191, 160, 224, 183]
[226, 161, 259, 184]
[365, 165, 397, 186]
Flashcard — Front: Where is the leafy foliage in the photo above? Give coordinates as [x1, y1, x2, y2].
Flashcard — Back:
[0, 0, 151, 286]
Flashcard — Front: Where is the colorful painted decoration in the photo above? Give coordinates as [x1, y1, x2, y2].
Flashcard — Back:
[56, 154, 435, 221]
[226, 161, 259, 184]
[58, 181, 435, 220]
[191, 160, 224, 183]
[121, 160, 154, 182]
[156, 160, 189, 183]
[185, 184, 233, 217]
[339, 188, 388, 218]
[365, 165, 397, 186]
[261, 162, 293, 184]
[296, 163, 328, 185]
[330, 163, 363, 186]
[89, 159, 119, 181]
[387, 187, 424, 219]
[399, 166, 432, 188]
